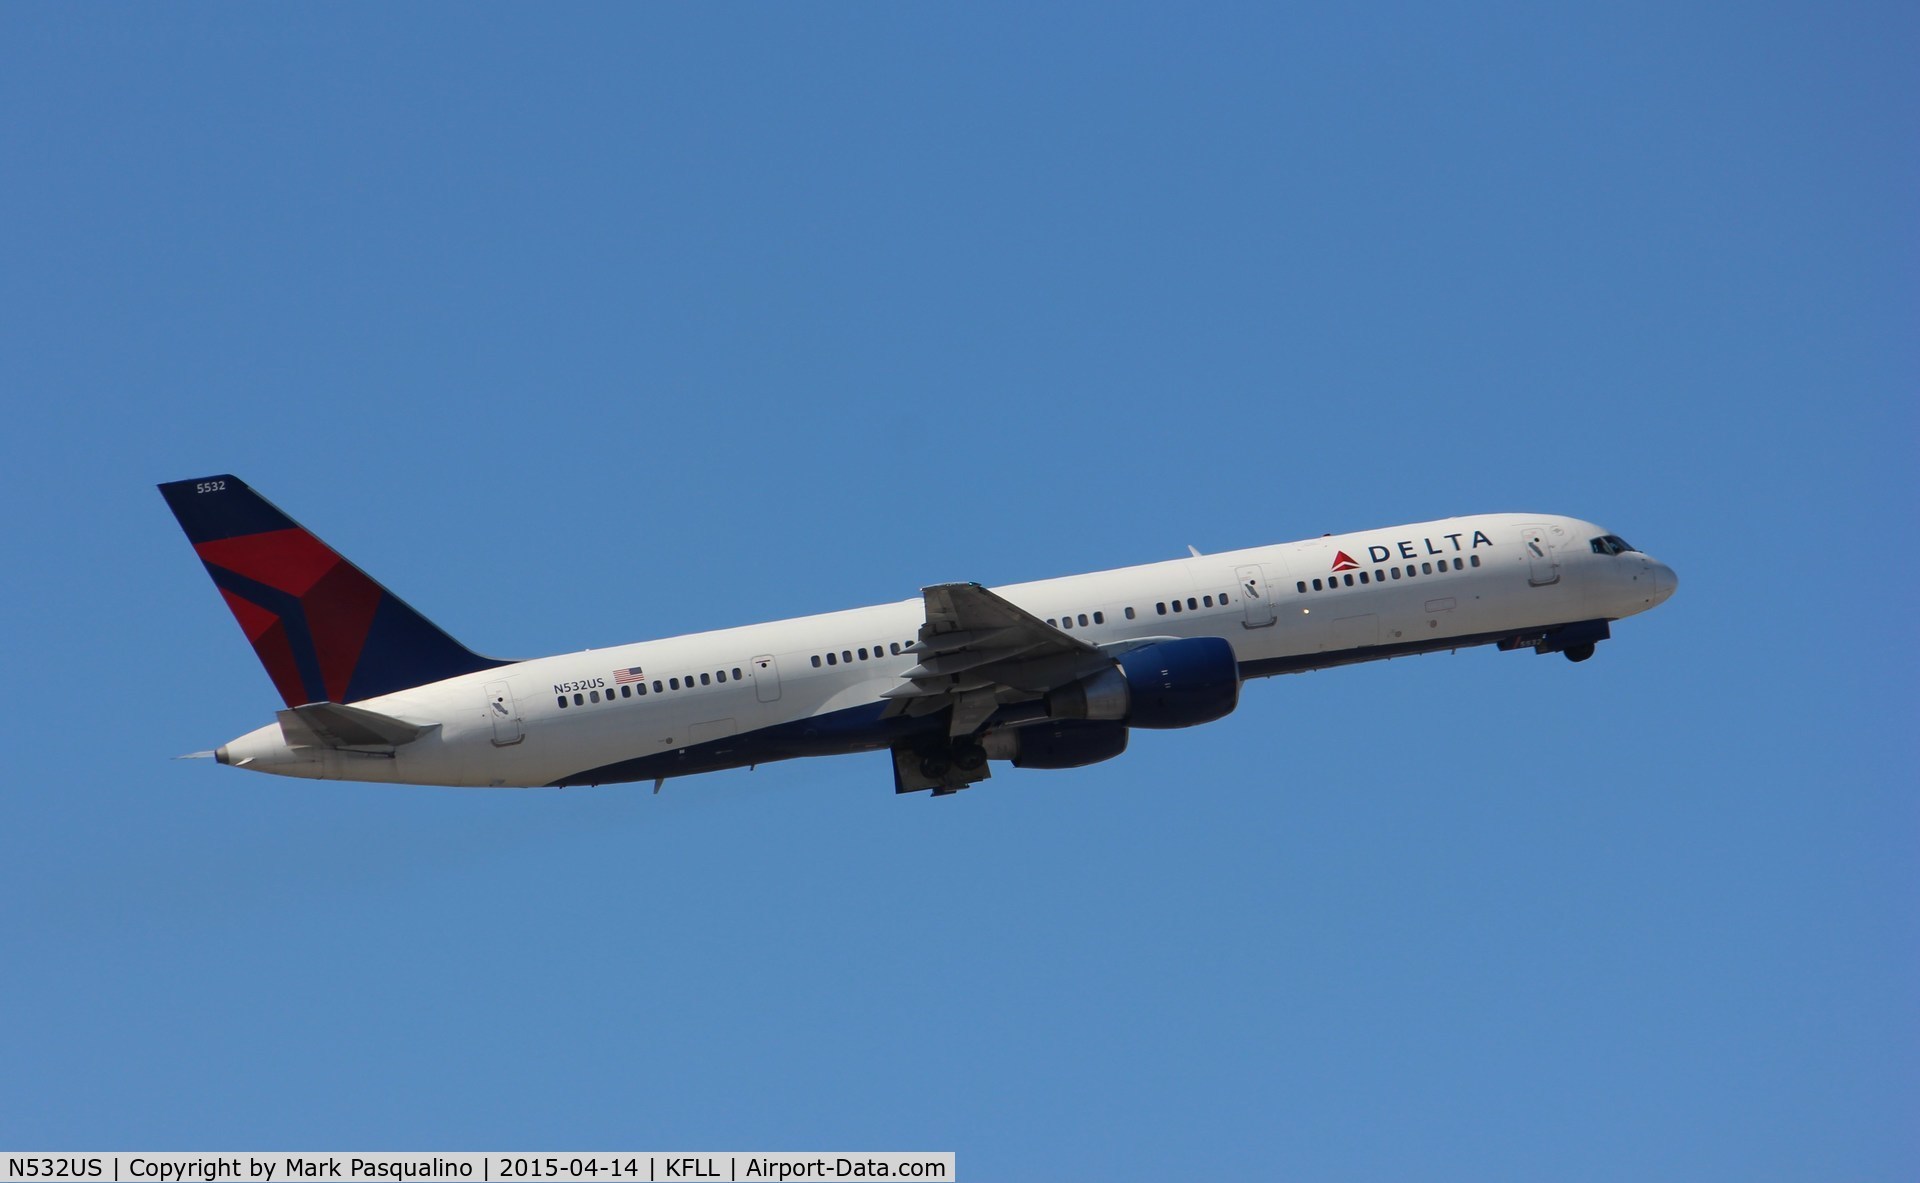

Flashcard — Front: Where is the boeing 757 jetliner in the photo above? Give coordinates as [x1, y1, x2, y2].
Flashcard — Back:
[160, 476, 1676, 795]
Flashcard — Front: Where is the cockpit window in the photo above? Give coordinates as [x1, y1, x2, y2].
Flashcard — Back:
[1590, 535, 1638, 556]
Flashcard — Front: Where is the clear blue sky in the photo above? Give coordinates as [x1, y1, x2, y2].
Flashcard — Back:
[2, 5, 1913, 1179]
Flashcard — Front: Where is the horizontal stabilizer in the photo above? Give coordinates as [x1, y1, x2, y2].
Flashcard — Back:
[277, 702, 433, 749]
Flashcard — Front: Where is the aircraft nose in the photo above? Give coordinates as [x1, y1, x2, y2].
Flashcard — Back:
[1651, 560, 1678, 605]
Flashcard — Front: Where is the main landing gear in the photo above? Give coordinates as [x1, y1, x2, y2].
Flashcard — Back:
[895, 736, 992, 796]
[919, 741, 987, 780]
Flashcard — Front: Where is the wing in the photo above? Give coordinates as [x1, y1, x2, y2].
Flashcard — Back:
[886, 582, 1113, 736]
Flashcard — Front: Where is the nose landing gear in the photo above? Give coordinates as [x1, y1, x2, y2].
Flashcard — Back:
[1499, 620, 1610, 663]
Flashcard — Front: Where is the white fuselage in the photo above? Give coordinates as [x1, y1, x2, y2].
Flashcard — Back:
[216, 513, 1675, 788]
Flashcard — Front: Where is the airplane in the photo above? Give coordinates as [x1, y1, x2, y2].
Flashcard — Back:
[159, 475, 1677, 795]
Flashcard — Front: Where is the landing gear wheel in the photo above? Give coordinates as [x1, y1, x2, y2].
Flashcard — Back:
[1565, 642, 1595, 663]
[953, 742, 988, 773]
[919, 751, 952, 779]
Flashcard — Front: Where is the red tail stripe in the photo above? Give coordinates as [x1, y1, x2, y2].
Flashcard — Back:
[253, 617, 308, 708]
[195, 528, 341, 597]
[219, 588, 281, 644]
[304, 563, 385, 703]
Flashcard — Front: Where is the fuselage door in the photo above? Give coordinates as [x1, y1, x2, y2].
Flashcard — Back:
[1520, 525, 1560, 586]
[1235, 564, 1276, 628]
[484, 681, 523, 746]
[752, 654, 781, 703]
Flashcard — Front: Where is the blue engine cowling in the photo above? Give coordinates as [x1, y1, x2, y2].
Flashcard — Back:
[989, 720, 1130, 769]
[1118, 636, 1241, 728]
[1044, 636, 1242, 730]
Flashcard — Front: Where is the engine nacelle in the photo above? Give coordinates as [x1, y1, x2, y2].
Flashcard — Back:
[983, 720, 1129, 770]
[1044, 637, 1241, 730]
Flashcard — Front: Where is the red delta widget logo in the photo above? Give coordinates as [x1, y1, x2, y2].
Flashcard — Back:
[1332, 530, 1496, 571]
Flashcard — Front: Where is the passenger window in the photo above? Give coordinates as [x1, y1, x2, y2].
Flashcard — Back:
[1094, 611, 1105, 624]
[652, 680, 663, 693]
[812, 655, 822, 668]
[573, 693, 583, 706]
[825, 653, 836, 666]
[890, 643, 901, 655]
[1453, 558, 1464, 570]
[1422, 562, 1433, 574]
[1470, 554, 1481, 568]
[715, 670, 726, 682]
[858, 648, 868, 660]
[1156, 603, 1167, 615]
[1344, 574, 1355, 587]
[734, 667, 743, 679]
[1187, 597, 1197, 610]
[638, 682, 648, 696]
[700, 673, 710, 686]
[1296, 581, 1307, 593]
[620, 685, 631, 698]
[1390, 568, 1400, 580]
[589, 690, 600, 703]
[1171, 600, 1182, 613]
[1202, 596, 1213, 608]
[842, 651, 852, 664]
[557, 696, 568, 709]
[670, 677, 681, 688]
[1076, 613, 1087, 627]
[1312, 578, 1323, 591]
[1359, 572, 1369, 585]
[1219, 592, 1230, 604]
[1405, 565, 1417, 578]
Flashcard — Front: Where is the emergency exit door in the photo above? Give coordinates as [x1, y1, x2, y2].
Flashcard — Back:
[1520, 525, 1560, 586]
[751, 654, 781, 703]
[1235, 564, 1276, 628]
[484, 681, 523, 746]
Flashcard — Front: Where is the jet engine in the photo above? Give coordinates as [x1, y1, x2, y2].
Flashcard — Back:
[1043, 637, 1240, 730]
[982, 720, 1130, 769]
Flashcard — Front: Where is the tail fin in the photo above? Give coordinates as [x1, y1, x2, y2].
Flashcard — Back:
[158, 475, 507, 706]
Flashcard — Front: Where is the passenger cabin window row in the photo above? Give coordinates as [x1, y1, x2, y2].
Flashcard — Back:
[1155, 591, 1233, 616]
[810, 640, 916, 669]
[1295, 554, 1480, 594]
[556, 666, 746, 709]
[1045, 610, 1107, 630]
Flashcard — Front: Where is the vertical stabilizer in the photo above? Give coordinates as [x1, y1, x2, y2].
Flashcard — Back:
[158, 475, 507, 705]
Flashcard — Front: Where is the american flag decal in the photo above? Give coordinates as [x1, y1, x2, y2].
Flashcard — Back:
[614, 666, 646, 683]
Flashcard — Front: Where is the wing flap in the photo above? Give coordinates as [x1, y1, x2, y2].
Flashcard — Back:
[903, 583, 1112, 736]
